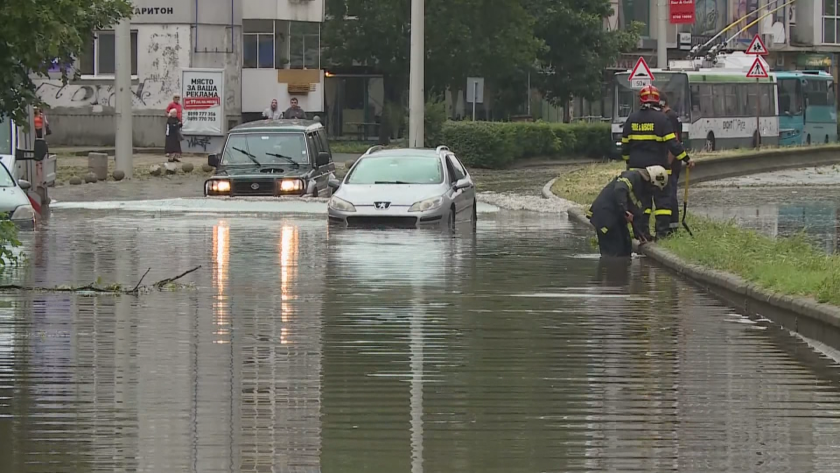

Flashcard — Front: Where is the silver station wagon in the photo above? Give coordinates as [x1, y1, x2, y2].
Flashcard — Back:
[327, 146, 477, 229]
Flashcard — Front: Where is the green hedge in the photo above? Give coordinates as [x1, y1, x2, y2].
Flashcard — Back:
[438, 120, 612, 169]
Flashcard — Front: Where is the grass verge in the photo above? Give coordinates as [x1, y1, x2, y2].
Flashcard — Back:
[659, 215, 840, 306]
[550, 143, 840, 205]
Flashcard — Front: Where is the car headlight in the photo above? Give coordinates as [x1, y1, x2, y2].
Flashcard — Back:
[205, 179, 231, 195]
[11, 205, 34, 221]
[408, 196, 444, 212]
[278, 179, 304, 194]
[328, 196, 356, 212]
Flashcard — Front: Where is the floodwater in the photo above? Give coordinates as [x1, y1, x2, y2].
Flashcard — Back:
[691, 185, 840, 253]
[3, 207, 840, 472]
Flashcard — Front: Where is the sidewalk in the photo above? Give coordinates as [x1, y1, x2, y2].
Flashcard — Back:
[55, 153, 212, 185]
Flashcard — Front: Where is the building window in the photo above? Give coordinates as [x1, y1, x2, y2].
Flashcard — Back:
[623, 0, 650, 36]
[289, 21, 320, 69]
[79, 31, 138, 76]
[824, 0, 840, 43]
[243, 20, 319, 70]
[243, 19, 276, 68]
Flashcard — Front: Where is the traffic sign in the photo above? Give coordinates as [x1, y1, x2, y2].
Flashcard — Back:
[746, 34, 768, 56]
[628, 57, 655, 82]
[746, 57, 769, 78]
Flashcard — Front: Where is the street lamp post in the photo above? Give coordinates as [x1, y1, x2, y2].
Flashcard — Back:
[408, 0, 425, 148]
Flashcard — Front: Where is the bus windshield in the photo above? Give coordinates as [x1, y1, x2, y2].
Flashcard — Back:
[614, 72, 690, 122]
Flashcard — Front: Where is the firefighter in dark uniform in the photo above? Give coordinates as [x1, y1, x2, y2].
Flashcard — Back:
[659, 92, 695, 236]
[585, 165, 670, 257]
[621, 85, 691, 240]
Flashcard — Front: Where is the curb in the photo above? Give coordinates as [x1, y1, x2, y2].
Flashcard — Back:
[544, 179, 840, 350]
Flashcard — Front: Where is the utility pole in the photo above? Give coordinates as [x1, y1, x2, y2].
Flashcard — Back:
[115, 19, 133, 178]
[657, 0, 668, 69]
[408, 0, 425, 148]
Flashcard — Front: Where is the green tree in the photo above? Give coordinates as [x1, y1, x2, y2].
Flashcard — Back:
[323, 0, 540, 121]
[528, 0, 641, 107]
[0, 0, 133, 125]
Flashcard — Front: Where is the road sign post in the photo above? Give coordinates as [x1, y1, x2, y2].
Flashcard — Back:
[746, 34, 769, 149]
[628, 57, 655, 89]
[466, 77, 484, 121]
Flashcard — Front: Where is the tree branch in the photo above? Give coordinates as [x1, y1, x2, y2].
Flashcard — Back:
[0, 266, 202, 295]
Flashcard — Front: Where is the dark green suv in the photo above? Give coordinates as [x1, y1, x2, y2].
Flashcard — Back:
[205, 119, 337, 198]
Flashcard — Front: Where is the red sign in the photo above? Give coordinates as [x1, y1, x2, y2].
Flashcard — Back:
[184, 97, 221, 109]
[746, 34, 769, 55]
[669, 0, 695, 24]
[628, 57, 655, 82]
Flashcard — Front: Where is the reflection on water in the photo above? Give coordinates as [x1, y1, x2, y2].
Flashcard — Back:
[1, 210, 840, 472]
[700, 202, 840, 253]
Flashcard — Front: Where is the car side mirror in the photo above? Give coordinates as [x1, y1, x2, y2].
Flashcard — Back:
[328, 178, 341, 190]
[454, 178, 472, 190]
[18, 179, 31, 190]
[208, 154, 219, 167]
[316, 151, 330, 167]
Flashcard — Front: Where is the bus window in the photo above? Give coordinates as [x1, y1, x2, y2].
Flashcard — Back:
[724, 85, 739, 116]
[699, 84, 713, 118]
[712, 84, 727, 117]
[778, 79, 803, 115]
[690, 84, 702, 117]
[804, 79, 832, 106]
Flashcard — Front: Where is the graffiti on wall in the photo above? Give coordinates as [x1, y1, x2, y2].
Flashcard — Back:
[34, 79, 170, 109]
[33, 25, 187, 111]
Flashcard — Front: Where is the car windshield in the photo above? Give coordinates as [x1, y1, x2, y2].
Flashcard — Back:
[0, 163, 15, 188]
[222, 132, 309, 165]
[0, 118, 12, 156]
[346, 155, 444, 185]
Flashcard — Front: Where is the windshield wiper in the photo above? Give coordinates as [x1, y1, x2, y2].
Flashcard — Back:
[265, 153, 300, 167]
[232, 146, 261, 167]
[374, 181, 411, 184]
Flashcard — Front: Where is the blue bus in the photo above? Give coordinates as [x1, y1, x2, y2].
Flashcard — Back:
[775, 70, 837, 146]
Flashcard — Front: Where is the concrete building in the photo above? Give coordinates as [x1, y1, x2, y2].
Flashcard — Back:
[34, 0, 242, 151]
[241, 0, 326, 122]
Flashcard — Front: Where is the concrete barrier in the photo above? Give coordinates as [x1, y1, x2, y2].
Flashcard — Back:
[678, 144, 840, 186]
[87, 152, 108, 181]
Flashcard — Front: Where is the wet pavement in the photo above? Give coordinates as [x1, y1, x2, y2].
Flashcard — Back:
[692, 167, 840, 253]
[3, 202, 840, 472]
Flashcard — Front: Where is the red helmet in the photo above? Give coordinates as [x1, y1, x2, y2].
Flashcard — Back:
[639, 85, 660, 105]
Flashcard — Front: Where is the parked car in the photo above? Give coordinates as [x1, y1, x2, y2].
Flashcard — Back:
[327, 145, 477, 229]
[0, 161, 35, 230]
[204, 119, 336, 198]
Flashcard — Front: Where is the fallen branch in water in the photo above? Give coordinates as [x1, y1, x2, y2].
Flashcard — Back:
[0, 266, 202, 295]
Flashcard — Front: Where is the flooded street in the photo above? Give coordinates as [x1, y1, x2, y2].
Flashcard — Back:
[3, 203, 840, 472]
[693, 166, 840, 253]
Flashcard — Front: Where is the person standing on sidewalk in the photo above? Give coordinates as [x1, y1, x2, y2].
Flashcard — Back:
[263, 99, 283, 120]
[165, 109, 183, 162]
[166, 94, 183, 122]
[283, 97, 306, 119]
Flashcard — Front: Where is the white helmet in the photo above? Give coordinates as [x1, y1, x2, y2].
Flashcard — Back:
[645, 165, 669, 190]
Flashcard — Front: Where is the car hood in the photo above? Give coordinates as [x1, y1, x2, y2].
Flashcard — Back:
[335, 184, 445, 206]
[0, 186, 31, 213]
[215, 166, 310, 179]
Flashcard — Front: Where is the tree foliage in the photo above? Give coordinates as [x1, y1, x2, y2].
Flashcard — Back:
[528, 0, 641, 105]
[323, 0, 540, 105]
[0, 0, 133, 125]
[0, 217, 22, 268]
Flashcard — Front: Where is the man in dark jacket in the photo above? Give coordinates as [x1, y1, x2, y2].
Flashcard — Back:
[659, 92, 693, 237]
[621, 85, 692, 240]
[586, 165, 670, 257]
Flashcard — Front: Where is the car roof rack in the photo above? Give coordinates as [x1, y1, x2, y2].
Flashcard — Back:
[363, 145, 385, 155]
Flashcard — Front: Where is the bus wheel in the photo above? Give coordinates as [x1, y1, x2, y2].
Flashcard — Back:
[705, 133, 715, 152]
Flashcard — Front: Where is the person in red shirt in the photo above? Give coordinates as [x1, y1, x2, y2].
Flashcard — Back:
[165, 94, 182, 121]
